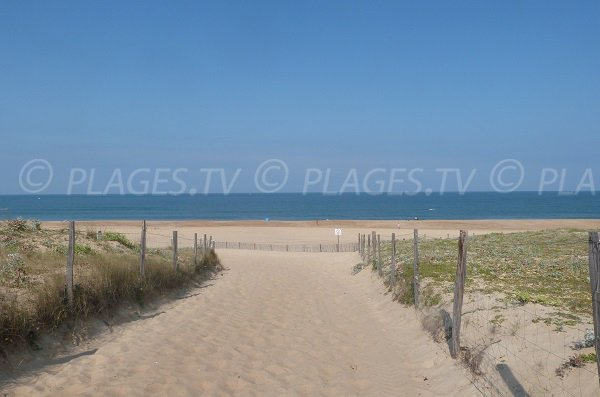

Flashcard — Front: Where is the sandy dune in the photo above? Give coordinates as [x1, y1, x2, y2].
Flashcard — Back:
[3, 250, 477, 396]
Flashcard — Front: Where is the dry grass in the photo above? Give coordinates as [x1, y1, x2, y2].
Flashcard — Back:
[0, 219, 222, 348]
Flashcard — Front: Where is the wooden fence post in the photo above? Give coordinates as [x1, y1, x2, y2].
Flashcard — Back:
[360, 234, 365, 255]
[140, 220, 146, 277]
[203, 234, 207, 251]
[358, 233, 361, 253]
[367, 234, 371, 264]
[66, 221, 75, 306]
[208, 236, 212, 250]
[588, 231, 600, 385]
[413, 229, 420, 308]
[390, 233, 396, 284]
[172, 231, 178, 271]
[358, 235, 362, 258]
[451, 230, 468, 359]
[194, 232, 198, 267]
[371, 231, 376, 266]
[377, 234, 382, 276]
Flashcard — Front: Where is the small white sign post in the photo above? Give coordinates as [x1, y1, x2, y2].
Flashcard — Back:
[334, 228, 342, 252]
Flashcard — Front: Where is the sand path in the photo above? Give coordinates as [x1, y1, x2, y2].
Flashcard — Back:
[4, 251, 478, 396]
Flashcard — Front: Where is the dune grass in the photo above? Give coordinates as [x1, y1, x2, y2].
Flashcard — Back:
[375, 229, 591, 315]
[0, 220, 222, 348]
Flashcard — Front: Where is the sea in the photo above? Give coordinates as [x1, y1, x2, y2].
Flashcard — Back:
[0, 193, 598, 221]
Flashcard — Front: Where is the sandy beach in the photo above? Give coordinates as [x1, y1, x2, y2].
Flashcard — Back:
[4, 250, 478, 396]
[43, 219, 600, 248]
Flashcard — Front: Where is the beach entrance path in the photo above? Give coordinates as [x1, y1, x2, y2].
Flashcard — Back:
[6, 250, 478, 396]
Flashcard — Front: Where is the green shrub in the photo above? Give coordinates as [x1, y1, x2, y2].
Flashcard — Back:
[103, 231, 136, 250]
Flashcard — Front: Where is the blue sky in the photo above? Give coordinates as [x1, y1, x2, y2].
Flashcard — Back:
[1, 1, 599, 193]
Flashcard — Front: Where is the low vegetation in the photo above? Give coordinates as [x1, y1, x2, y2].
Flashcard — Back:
[374, 229, 590, 315]
[102, 231, 137, 250]
[0, 219, 222, 349]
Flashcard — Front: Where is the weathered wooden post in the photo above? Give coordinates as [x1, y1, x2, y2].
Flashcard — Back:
[360, 234, 364, 259]
[377, 234, 382, 276]
[208, 236, 212, 250]
[451, 230, 468, 359]
[203, 234, 207, 251]
[390, 233, 396, 284]
[172, 231, 178, 271]
[367, 234, 371, 264]
[588, 231, 600, 386]
[140, 220, 147, 277]
[413, 229, 420, 308]
[66, 221, 75, 307]
[371, 231, 376, 266]
[194, 232, 198, 267]
[357, 233, 361, 253]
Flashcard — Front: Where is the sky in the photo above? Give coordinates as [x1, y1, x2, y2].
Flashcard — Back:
[1, 0, 599, 194]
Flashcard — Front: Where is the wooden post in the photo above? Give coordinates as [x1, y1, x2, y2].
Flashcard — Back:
[172, 231, 178, 271]
[319, 243, 322, 252]
[194, 232, 198, 267]
[367, 234, 371, 264]
[413, 229, 420, 308]
[451, 230, 468, 359]
[359, 235, 363, 258]
[371, 231, 376, 266]
[357, 233, 361, 253]
[358, 234, 362, 257]
[208, 236, 212, 250]
[203, 234, 207, 251]
[377, 234, 382, 276]
[66, 221, 75, 306]
[140, 220, 147, 277]
[588, 231, 600, 385]
[337, 235, 340, 252]
[390, 233, 396, 284]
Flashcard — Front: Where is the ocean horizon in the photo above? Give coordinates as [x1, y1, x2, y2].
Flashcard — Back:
[0, 192, 598, 221]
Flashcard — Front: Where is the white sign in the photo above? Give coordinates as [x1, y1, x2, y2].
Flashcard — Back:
[334, 228, 342, 236]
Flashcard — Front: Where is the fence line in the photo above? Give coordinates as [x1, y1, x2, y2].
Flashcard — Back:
[357, 229, 600, 397]
[212, 241, 358, 253]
